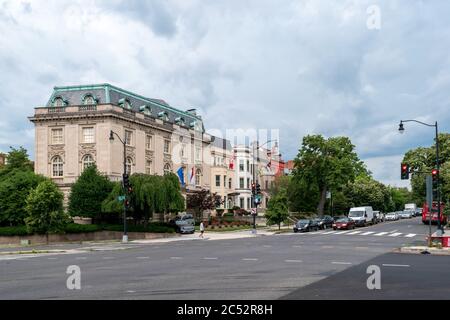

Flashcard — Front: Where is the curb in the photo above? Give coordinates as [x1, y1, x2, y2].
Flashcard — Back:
[396, 246, 450, 256]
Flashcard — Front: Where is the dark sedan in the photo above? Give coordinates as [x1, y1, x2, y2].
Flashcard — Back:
[332, 218, 356, 230]
[315, 215, 334, 230]
[293, 219, 320, 233]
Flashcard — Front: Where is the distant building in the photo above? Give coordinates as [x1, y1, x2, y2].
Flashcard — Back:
[0, 152, 6, 167]
[284, 160, 295, 175]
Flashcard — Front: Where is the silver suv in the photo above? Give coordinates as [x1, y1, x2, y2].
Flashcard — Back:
[170, 214, 195, 234]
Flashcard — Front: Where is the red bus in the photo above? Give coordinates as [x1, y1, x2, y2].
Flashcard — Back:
[422, 202, 447, 225]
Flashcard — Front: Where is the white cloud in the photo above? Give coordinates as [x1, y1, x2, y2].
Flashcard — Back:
[0, 0, 450, 187]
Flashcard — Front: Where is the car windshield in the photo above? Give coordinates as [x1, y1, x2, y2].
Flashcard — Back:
[348, 211, 364, 217]
[298, 220, 310, 224]
[337, 218, 349, 222]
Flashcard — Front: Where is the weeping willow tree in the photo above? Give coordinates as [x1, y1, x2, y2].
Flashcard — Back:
[101, 173, 185, 225]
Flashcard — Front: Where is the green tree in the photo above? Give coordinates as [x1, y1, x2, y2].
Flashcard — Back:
[265, 192, 289, 230]
[0, 170, 46, 226]
[25, 180, 70, 235]
[291, 135, 367, 216]
[186, 189, 221, 221]
[68, 165, 114, 220]
[0, 146, 33, 177]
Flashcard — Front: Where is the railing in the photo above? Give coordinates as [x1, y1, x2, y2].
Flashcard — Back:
[48, 107, 66, 113]
[78, 105, 97, 111]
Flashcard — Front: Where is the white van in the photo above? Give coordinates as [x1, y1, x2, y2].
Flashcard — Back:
[348, 206, 375, 227]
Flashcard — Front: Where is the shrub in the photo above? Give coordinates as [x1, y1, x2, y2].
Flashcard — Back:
[64, 223, 101, 234]
[25, 180, 70, 234]
[0, 225, 30, 236]
[69, 165, 114, 219]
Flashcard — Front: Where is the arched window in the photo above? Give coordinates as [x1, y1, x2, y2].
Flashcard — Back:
[83, 95, 96, 105]
[195, 169, 201, 186]
[164, 163, 171, 175]
[53, 97, 65, 107]
[52, 156, 64, 177]
[126, 157, 133, 175]
[82, 154, 95, 170]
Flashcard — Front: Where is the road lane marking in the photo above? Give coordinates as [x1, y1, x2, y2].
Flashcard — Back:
[332, 261, 352, 265]
[170, 257, 183, 260]
[103, 257, 114, 260]
[390, 230, 398, 233]
[404, 233, 416, 238]
[75, 257, 87, 260]
[48, 257, 58, 260]
[263, 245, 272, 248]
[374, 232, 388, 236]
[389, 233, 402, 237]
[355, 247, 369, 250]
[323, 231, 337, 234]
[136, 257, 149, 259]
[292, 245, 302, 248]
[285, 260, 302, 263]
[382, 264, 410, 268]
[203, 257, 218, 260]
[347, 231, 362, 235]
[335, 230, 352, 234]
[126, 290, 136, 293]
[321, 245, 334, 249]
[360, 231, 375, 235]
[242, 258, 258, 261]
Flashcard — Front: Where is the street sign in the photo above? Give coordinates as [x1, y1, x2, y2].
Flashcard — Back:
[326, 191, 331, 199]
[251, 208, 257, 215]
[117, 195, 125, 202]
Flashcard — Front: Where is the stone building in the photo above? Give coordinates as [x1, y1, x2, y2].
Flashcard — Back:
[28, 84, 212, 202]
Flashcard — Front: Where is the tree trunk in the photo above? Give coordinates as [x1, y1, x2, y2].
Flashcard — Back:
[317, 187, 327, 217]
[278, 222, 281, 230]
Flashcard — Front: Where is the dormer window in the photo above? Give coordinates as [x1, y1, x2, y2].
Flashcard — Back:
[158, 111, 169, 121]
[190, 121, 201, 131]
[175, 117, 185, 126]
[82, 94, 97, 105]
[139, 105, 151, 116]
[119, 98, 132, 110]
[52, 96, 67, 107]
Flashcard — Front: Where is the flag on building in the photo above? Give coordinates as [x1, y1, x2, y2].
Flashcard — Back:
[189, 166, 195, 185]
[177, 167, 185, 187]
[229, 152, 236, 169]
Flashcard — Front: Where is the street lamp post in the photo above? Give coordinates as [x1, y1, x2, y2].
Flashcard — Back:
[398, 120, 444, 235]
[251, 139, 277, 234]
[109, 130, 128, 243]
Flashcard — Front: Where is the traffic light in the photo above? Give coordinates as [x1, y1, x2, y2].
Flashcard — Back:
[123, 173, 129, 189]
[256, 183, 261, 194]
[251, 182, 256, 195]
[401, 163, 409, 180]
[432, 168, 439, 183]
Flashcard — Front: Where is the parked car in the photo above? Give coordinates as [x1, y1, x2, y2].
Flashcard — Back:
[332, 217, 356, 230]
[373, 210, 384, 223]
[332, 215, 346, 222]
[293, 219, 320, 233]
[399, 210, 413, 219]
[169, 213, 195, 234]
[348, 206, 375, 227]
[315, 215, 334, 230]
[385, 212, 399, 221]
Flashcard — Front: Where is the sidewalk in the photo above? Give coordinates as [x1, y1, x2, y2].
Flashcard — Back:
[131, 229, 277, 244]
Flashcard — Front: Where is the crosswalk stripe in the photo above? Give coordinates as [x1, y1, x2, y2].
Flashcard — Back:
[389, 233, 402, 237]
[323, 231, 337, 234]
[404, 233, 416, 238]
[335, 230, 352, 234]
[347, 231, 362, 235]
[374, 232, 388, 236]
[360, 231, 375, 235]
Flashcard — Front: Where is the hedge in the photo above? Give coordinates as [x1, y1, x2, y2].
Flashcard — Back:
[0, 223, 176, 236]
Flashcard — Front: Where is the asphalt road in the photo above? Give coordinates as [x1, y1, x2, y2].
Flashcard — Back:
[0, 217, 447, 299]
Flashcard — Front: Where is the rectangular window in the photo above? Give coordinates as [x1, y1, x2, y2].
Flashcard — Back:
[246, 160, 250, 172]
[247, 198, 251, 210]
[239, 160, 244, 172]
[247, 178, 250, 189]
[51, 128, 63, 144]
[164, 140, 170, 154]
[195, 147, 201, 160]
[125, 130, 132, 146]
[145, 135, 152, 150]
[223, 196, 227, 209]
[82, 127, 94, 143]
[239, 178, 244, 189]
[224, 175, 226, 187]
[145, 160, 152, 175]
[228, 178, 232, 189]
[240, 198, 244, 209]
[215, 175, 221, 187]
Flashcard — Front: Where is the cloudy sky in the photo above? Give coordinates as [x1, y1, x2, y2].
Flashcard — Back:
[1, 0, 450, 188]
